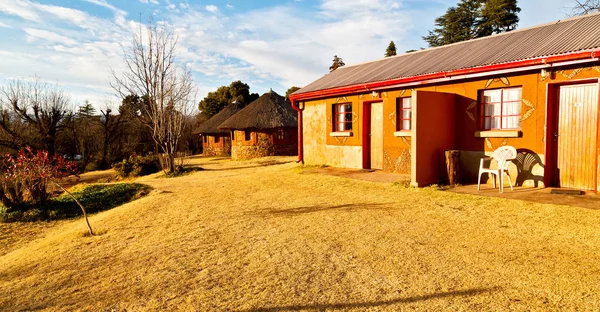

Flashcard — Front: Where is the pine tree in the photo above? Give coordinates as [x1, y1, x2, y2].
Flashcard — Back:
[329, 55, 345, 72]
[423, 0, 520, 47]
[385, 41, 397, 57]
[285, 86, 301, 98]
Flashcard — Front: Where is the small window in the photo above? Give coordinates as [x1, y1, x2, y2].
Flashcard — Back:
[333, 103, 352, 132]
[215, 136, 220, 143]
[231, 131, 235, 141]
[480, 87, 522, 130]
[203, 135, 207, 143]
[277, 128, 285, 140]
[244, 130, 251, 141]
[396, 97, 412, 131]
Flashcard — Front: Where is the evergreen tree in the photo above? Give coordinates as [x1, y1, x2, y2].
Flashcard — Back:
[198, 81, 258, 118]
[286, 86, 301, 98]
[423, 0, 520, 47]
[477, 0, 521, 36]
[329, 55, 345, 72]
[385, 41, 397, 57]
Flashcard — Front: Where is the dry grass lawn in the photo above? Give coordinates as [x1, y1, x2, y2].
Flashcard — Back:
[1, 156, 600, 311]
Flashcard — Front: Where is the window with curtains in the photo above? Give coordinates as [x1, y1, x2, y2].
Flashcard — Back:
[480, 87, 522, 130]
[333, 103, 352, 132]
[396, 97, 412, 131]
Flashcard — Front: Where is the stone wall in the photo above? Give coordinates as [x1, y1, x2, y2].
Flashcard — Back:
[231, 144, 297, 160]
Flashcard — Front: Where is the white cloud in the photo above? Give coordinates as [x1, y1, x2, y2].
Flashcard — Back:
[0, 0, 40, 21]
[205, 5, 219, 13]
[226, 4, 234, 10]
[0, 21, 11, 28]
[23, 28, 78, 46]
[139, 0, 159, 4]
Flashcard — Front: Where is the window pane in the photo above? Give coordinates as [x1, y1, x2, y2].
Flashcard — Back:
[344, 104, 351, 112]
[402, 120, 411, 130]
[483, 90, 501, 103]
[504, 88, 522, 101]
[344, 112, 352, 122]
[402, 98, 411, 108]
[344, 122, 352, 131]
[402, 109, 411, 119]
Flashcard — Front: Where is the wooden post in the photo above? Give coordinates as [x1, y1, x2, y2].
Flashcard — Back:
[445, 150, 461, 186]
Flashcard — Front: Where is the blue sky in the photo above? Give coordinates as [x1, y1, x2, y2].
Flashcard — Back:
[0, 0, 576, 111]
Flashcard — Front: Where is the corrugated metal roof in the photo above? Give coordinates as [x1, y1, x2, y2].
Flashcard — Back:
[294, 12, 600, 96]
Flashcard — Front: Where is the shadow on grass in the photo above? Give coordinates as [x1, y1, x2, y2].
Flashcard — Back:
[260, 203, 394, 215]
[0, 183, 152, 222]
[245, 287, 501, 312]
[199, 160, 294, 172]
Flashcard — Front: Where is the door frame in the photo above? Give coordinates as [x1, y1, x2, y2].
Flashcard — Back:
[362, 100, 384, 169]
[544, 78, 600, 189]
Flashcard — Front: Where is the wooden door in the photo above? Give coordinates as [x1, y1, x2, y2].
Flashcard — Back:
[370, 102, 383, 170]
[557, 83, 598, 190]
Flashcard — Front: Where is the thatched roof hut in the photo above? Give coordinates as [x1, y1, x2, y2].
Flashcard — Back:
[219, 90, 297, 130]
[194, 102, 244, 134]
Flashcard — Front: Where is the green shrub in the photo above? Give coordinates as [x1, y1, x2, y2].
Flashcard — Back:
[0, 183, 151, 222]
[85, 162, 99, 172]
[113, 154, 160, 178]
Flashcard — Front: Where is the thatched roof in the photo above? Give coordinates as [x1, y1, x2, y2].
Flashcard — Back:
[194, 102, 243, 134]
[219, 90, 297, 130]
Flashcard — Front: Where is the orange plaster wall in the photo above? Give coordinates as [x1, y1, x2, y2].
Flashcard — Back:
[300, 64, 600, 185]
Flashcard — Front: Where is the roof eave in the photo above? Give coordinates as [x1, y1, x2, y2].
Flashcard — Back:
[290, 49, 600, 102]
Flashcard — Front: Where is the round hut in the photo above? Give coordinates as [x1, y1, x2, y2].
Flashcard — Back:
[219, 90, 298, 160]
[194, 101, 243, 156]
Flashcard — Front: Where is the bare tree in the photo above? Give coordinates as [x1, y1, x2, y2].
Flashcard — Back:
[571, 0, 600, 15]
[110, 21, 195, 173]
[0, 78, 70, 156]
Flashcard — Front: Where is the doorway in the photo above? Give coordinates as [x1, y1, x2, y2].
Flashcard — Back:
[363, 101, 383, 169]
[548, 82, 599, 190]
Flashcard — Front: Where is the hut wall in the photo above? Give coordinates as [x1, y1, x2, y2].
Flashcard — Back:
[231, 128, 298, 160]
[202, 134, 231, 156]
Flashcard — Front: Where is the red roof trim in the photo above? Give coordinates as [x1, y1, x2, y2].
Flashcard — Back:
[289, 50, 600, 102]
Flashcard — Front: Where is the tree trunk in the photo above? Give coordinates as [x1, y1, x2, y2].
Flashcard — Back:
[445, 150, 461, 186]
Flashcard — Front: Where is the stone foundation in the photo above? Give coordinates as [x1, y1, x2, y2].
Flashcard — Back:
[202, 144, 231, 157]
[231, 144, 297, 160]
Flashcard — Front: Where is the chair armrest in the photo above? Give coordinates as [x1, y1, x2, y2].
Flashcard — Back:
[479, 157, 493, 168]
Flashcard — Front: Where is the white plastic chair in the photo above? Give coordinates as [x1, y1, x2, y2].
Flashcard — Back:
[477, 146, 517, 193]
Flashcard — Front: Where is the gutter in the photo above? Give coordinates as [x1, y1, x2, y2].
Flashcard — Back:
[290, 99, 304, 164]
[289, 49, 600, 102]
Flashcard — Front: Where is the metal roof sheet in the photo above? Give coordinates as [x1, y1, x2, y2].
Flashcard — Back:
[294, 12, 600, 96]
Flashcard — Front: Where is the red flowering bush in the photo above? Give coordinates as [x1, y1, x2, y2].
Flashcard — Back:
[0, 147, 78, 211]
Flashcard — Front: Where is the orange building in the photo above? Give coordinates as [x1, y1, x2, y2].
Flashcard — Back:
[195, 102, 243, 156]
[290, 13, 600, 192]
[219, 90, 298, 160]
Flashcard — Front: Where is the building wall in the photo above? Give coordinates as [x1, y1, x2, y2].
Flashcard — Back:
[231, 128, 298, 160]
[202, 134, 231, 156]
[300, 64, 600, 188]
[303, 102, 363, 168]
